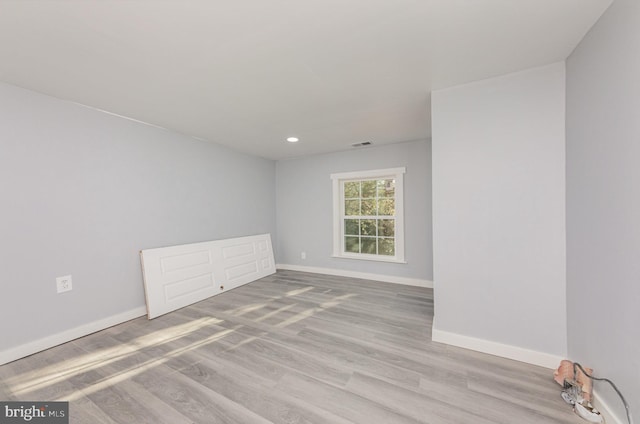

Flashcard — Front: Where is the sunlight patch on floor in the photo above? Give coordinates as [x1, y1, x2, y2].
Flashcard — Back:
[253, 303, 295, 323]
[5, 283, 359, 403]
[275, 308, 319, 328]
[56, 326, 237, 402]
[285, 286, 315, 297]
[7, 317, 222, 397]
[226, 302, 269, 316]
[320, 293, 356, 308]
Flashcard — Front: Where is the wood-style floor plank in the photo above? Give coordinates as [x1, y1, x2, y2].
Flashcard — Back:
[0, 270, 580, 423]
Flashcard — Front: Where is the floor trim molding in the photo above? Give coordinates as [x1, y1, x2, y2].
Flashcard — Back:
[431, 327, 564, 369]
[276, 263, 433, 288]
[0, 306, 147, 366]
[593, 389, 625, 424]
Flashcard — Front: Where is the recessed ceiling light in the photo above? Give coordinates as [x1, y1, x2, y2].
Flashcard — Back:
[287, 137, 299, 143]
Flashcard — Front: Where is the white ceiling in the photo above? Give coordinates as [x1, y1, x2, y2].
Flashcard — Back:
[0, 0, 611, 160]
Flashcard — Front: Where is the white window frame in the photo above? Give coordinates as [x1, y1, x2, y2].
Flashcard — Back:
[331, 167, 406, 263]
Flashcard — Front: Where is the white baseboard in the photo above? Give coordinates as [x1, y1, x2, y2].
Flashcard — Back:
[431, 327, 564, 369]
[432, 328, 626, 423]
[276, 263, 433, 288]
[0, 306, 147, 366]
[593, 389, 625, 424]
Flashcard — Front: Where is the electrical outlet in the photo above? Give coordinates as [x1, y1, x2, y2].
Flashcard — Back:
[56, 275, 73, 293]
[301, 251, 306, 260]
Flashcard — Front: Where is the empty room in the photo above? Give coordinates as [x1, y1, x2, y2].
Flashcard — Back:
[0, 1, 638, 423]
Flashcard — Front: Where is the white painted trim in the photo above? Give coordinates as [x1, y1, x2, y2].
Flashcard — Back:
[0, 306, 147, 366]
[276, 263, 432, 288]
[330, 167, 406, 262]
[592, 389, 625, 424]
[332, 176, 341, 257]
[395, 171, 405, 261]
[431, 327, 564, 369]
[330, 167, 406, 181]
[330, 254, 407, 264]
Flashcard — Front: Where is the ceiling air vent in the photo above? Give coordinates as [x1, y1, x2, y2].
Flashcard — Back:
[351, 141, 372, 147]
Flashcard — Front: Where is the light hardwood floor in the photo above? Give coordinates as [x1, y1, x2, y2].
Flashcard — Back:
[0, 270, 581, 423]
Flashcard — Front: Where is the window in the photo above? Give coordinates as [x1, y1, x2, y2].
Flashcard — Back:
[331, 167, 405, 263]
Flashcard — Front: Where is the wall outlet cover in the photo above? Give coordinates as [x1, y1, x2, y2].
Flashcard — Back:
[56, 275, 73, 293]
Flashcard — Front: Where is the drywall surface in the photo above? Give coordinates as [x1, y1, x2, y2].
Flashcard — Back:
[431, 63, 567, 356]
[0, 82, 276, 350]
[566, 0, 640, 417]
[275, 140, 432, 281]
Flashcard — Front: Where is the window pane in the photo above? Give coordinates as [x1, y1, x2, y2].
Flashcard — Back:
[378, 199, 395, 216]
[377, 179, 395, 198]
[344, 181, 360, 198]
[378, 219, 395, 237]
[334, 169, 404, 262]
[361, 199, 377, 216]
[345, 219, 359, 235]
[345, 236, 360, 253]
[345, 199, 360, 216]
[361, 219, 376, 236]
[378, 238, 395, 256]
[361, 180, 376, 198]
[361, 237, 377, 254]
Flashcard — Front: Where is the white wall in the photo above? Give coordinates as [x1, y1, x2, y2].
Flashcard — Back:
[431, 63, 567, 364]
[276, 140, 432, 283]
[0, 82, 276, 360]
[566, 0, 640, 417]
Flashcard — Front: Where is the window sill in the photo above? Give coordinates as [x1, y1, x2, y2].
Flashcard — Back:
[331, 254, 407, 264]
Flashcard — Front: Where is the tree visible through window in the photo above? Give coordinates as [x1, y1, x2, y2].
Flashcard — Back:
[331, 168, 405, 263]
[343, 178, 396, 256]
